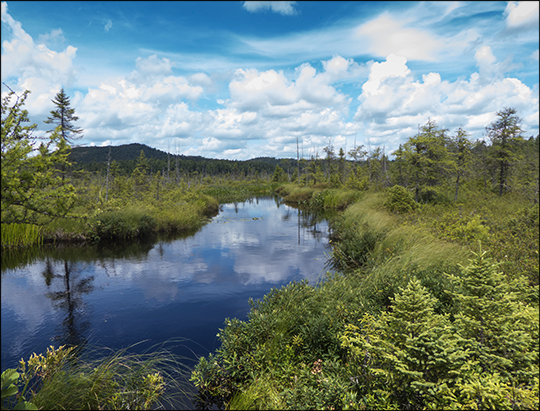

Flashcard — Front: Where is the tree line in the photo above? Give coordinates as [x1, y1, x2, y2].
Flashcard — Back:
[2, 86, 538, 228]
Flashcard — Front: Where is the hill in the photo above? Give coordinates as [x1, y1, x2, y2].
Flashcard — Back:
[68, 143, 293, 177]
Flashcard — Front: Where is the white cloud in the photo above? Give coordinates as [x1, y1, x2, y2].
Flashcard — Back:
[355, 13, 444, 61]
[133, 54, 172, 77]
[104, 19, 112, 32]
[505, 1, 539, 29]
[37, 28, 65, 46]
[243, 1, 298, 16]
[1, 1, 78, 114]
[354, 53, 539, 152]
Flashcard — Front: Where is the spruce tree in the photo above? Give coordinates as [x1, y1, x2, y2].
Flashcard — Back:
[44, 88, 83, 144]
[486, 107, 524, 196]
[447, 250, 538, 383]
[372, 278, 466, 409]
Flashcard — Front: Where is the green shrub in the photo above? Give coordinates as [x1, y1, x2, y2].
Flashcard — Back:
[90, 207, 156, 241]
[383, 185, 416, 213]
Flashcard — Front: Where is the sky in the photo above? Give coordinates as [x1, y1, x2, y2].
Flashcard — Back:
[1, 1, 539, 160]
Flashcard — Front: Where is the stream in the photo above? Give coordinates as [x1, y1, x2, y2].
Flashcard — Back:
[1, 195, 336, 406]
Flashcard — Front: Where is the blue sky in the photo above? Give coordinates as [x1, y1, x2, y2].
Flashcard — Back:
[2, 1, 539, 160]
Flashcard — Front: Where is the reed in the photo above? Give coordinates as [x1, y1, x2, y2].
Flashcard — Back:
[1, 223, 43, 248]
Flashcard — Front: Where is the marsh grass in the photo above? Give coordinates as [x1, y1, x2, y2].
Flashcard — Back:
[12, 340, 196, 410]
[202, 182, 277, 203]
[328, 193, 468, 313]
[1, 223, 43, 248]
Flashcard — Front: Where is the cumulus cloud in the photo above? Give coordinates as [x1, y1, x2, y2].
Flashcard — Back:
[243, 1, 298, 16]
[354, 53, 539, 152]
[1, 1, 78, 115]
[505, 1, 539, 29]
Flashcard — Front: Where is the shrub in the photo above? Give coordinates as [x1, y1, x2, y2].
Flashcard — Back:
[384, 185, 416, 213]
[90, 207, 156, 241]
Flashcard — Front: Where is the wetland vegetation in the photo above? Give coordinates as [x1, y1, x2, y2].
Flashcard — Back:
[2, 88, 538, 409]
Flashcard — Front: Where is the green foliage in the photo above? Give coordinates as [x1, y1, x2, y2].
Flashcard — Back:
[1, 369, 37, 410]
[5, 343, 193, 410]
[90, 207, 156, 240]
[383, 185, 417, 213]
[447, 250, 538, 383]
[341, 279, 467, 409]
[431, 212, 489, 243]
[1, 89, 76, 226]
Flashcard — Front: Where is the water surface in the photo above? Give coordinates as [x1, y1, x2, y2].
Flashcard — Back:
[1, 196, 335, 377]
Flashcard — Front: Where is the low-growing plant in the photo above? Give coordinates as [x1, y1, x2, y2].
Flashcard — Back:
[4, 341, 194, 410]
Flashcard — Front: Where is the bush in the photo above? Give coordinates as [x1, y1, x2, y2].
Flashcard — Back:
[384, 185, 417, 213]
[90, 207, 156, 241]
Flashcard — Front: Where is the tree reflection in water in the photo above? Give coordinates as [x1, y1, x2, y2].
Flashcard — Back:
[43, 258, 94, 349]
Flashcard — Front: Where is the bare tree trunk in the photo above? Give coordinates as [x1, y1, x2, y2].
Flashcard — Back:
[105, 146, 111, 202]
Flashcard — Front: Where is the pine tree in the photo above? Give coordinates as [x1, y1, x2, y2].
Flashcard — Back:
[486, 108, 524, 196]
[373, 278, 466, 408]
[44, 88, 83, 144]
[2, 89, 76, 225]
[447, 250, 538, 383]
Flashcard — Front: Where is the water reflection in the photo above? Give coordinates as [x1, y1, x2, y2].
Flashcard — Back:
[43, 259, 94, 349]
[2, 196, 335, 383]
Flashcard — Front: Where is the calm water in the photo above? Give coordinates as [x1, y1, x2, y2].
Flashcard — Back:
[1, 195, 335, 402]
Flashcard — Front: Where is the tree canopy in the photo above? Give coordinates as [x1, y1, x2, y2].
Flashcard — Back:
[1, 89, 76, 225]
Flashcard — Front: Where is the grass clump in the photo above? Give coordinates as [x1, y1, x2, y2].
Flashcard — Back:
[90, 206, 156, 241]
[1, 223, 43, 248]
[3, 341, 194, 410]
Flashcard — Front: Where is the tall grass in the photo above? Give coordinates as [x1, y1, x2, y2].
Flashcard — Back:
[7, 340, 196, 410]
[328, 193, 468, 313]
[1, 223, 43, 248]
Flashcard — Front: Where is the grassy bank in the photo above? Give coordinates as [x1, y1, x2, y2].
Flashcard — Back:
[275, 183, 361, 210]
[190, 184, 539, 410]
[1, 181, 281, 248]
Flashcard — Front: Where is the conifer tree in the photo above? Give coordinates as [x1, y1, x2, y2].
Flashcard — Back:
[402, 119, 451, 202]
[447, 250, 538, 383]
[449, 127, 473, 202]
[44, 88, 83, 144]
[371, 278, 466, 409]
[486, 107, 524, 196]
[2, 89, 75, 225]
[131, 150, 149, 198]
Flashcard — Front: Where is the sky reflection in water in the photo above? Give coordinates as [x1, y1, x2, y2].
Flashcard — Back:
[1, 196, 334, 373]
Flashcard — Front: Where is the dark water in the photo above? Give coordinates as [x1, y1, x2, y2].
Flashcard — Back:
[1, 196, 335, 405]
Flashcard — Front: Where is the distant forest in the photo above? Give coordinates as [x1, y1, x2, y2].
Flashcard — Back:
[69, 143, 293, 179]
